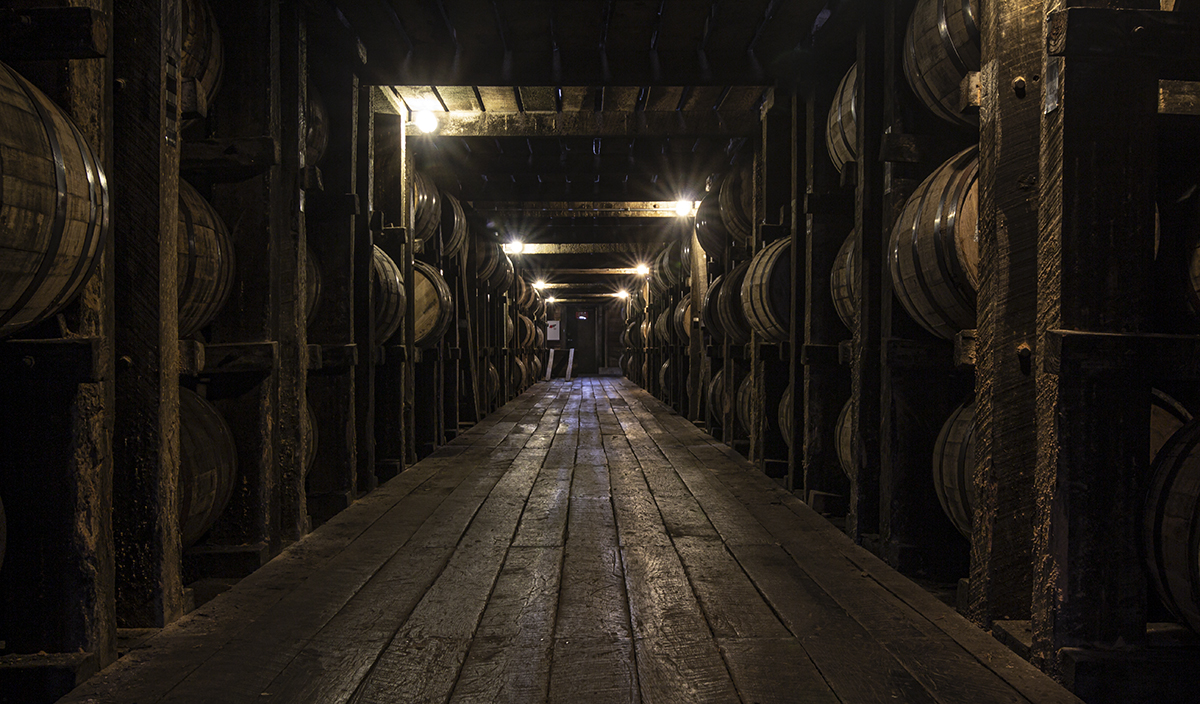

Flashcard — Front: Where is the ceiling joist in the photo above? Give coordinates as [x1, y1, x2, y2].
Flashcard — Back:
[405, 109, 759, 137]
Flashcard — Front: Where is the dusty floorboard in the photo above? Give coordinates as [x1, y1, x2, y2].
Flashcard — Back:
[60, 378, 1081, 704]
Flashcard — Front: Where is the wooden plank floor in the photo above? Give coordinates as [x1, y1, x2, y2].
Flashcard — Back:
[61, 378, 1082, 704]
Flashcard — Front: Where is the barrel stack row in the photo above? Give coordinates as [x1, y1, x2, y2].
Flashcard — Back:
[0, 1, 545, 696]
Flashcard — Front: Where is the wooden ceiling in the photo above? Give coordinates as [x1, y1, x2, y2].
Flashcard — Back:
[331, 0, 834, 297]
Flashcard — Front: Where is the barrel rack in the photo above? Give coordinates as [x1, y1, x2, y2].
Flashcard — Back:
[0, 2, 544, 701]
[623, 1, 1200, 701]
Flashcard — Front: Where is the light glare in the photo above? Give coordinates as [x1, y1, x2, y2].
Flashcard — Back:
[615, 290, 629, 299]
[635, 264, 650, 276]
[533, 280, 547, 289]
[674, 199, 695, 217]
[503, 240, 524, 254]
[414, 110, 439, 133]
[546, 297, 557, 303]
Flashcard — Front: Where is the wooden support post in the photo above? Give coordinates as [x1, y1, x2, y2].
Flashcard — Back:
[801, 77, 853, 503]
[968, 0, 1043, 626]
[1032, 1, 1161, 679]
[304, 37, 361, 525]
[688, 226, 707, 422]
[369, 113, 399, 483]
[847, 13, 885, 543]
[204, 0, 280, 573]
[111, 0, 184, 628]
[275, 0, 309, 543]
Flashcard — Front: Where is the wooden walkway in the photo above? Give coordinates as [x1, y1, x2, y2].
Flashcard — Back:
[61, 378, 1080, 704]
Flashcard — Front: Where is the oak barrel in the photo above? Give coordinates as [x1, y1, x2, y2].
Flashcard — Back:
[825, 64, 858, 174]
[178, 387, 237, 548]
[305, 80, 329, 167]
[736, 375, 755, 434]
[535, 326, 545, 348]
[505, 315, 515, 346]
[659, 359, 672, 397]
[701, 274, 725, 343]
[779, 383, 794, 448]
[413, 260, 454, 348]
[837, 399, 854, 478]
[0, 62, 110, 338]
[695, 189, 731, 264]
[512, 357, 527, 390]
[673, 295, 692, 341]
[372, 245, 406, 343]
[719, 164, 754, 245]
[475, 237, 503, 282]
[178, 180, 235, 338]
[181, 0, 225, 112]
[442, 192, 468, 258]
[903, 0, 980, 128]
[888, 145, 979, 339]
[530, 354, 543, 382]
[830, 229, 859, 332]
[707, 370, 727, 426]
[488, 252, 515, 293]
[932, 400, 977, 538]
[304, 240, 321, 329]
[655, 308, 673, 346]
[412, 172, 441, 244]
[301, 400, 318, 477]
[622, 321, 644, 349]
[486, 361, 500, 403]
[741, 238, 792, 343]
[717, 260, 754, 346]
[517, 314, 536, 348]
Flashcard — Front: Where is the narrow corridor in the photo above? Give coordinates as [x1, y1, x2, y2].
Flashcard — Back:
[61, 378, 1077, 704]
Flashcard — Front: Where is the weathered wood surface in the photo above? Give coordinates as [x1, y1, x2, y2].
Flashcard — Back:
[61, 378, 1080, 704]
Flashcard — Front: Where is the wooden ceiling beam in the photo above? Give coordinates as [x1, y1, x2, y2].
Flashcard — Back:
[403, 109, 759, 137]
[472, 201, 694, 217]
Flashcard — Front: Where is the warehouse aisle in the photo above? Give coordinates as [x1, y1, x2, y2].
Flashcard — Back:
[60, 378, 1078, 704]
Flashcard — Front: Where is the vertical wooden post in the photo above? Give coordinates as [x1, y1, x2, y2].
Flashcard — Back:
[304, 46, 361, 525]
[688, 227, 707, 422]
[112, 0, 184, 628]
[205, 0, 280, 568]
[969, 0, 1043, 625]
[802, 79, 853, 502]
[276, 0, 309, 543]
[1032, 0, 1159, 678]
[848, 14, 886, 542]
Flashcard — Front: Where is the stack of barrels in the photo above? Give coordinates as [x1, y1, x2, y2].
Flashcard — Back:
[510, 274, 544, 391]
[621, 297, 646, 385]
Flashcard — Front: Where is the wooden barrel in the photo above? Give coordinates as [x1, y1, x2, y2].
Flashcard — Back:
[695, 189, 731, 264]
[888, 145, 979, 339]
[836, 399, 854, 478]
[413, 260, 454, 348]
[517, 314, 536, 348]
[1144, 395, 1200, 631]
[932, 400, 977, 538]
[903, 0, 980, 128]
[372, 245, 405, 343]
[702, 274, 725, 343]
[302, 400, 317, 476]
[304, 240, 321, 329]
[475, 236, 503, 281]
[719, 164, 754, 245]
[640, 319, 653, 348]
[535, 325, 545, 348]
[717, 260, 754, 346]
[488, 252, 515, 293]
[626, 301, 646, 324]
[178, 180, 235, 338]
[779, 383, 794, 448]
[623, 321, 643, 348]
[512, 357, 527, 390]
[831, 229, 859, 332]
[486, 361, 500, 403]
[741, 238, 792, 343]
[673, 295, 692, 341]
[708, 370, 727, 425]
[412, 172, 441, 244]
[736, 374, 755, 434]
[305, 80, 329, 168]
[442, 192, 468, 259]
[825, 63, 857, 174]
[659, 359, 672, 396]
[0, 62, 110, 338]
[178, 387, 237, 548]
[655, 308, 673, 346]
[530, 354, 543, 382]
[504, 315, 515, 346]
[181, 0, 225, 112]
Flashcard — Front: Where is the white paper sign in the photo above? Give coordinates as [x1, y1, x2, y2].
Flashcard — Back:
[546, 320, 561, 341]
